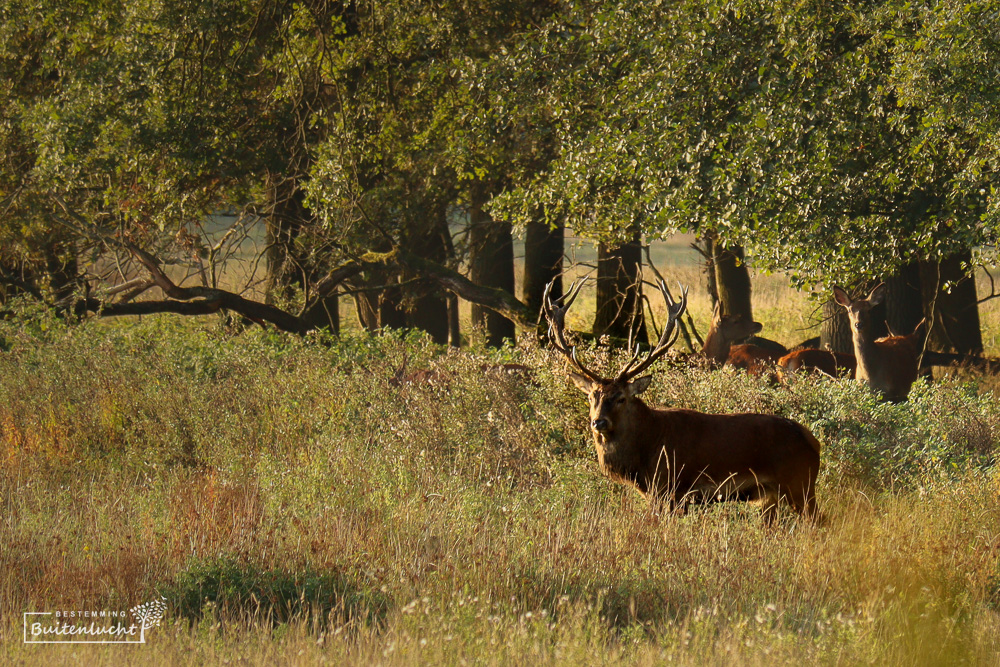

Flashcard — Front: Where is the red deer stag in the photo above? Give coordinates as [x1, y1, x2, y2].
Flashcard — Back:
[545, 279, 820, 517]
[833, 284, 925, 402]
[702, 304, 785, 374]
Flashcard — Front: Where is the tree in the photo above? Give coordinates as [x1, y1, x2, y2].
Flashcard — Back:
[709, 239, 753, 322]
[593, 233, 646, 343]
[522, 218, 564, 322]
[0, 0, 560, 339]
[486, 1, 1000, 348]
[468, 185, 516, 346]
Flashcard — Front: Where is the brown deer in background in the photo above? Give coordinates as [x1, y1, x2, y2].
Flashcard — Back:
[702, 304, 785, 374]
[545, 278, 821, 517]
[833, 284, 925, 402]
[777, 348, 857, 380]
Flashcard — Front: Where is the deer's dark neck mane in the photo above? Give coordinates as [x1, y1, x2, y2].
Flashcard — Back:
[593, 397, 662, 491]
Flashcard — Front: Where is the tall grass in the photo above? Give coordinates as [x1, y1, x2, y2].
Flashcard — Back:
[1, 306, 999, 665]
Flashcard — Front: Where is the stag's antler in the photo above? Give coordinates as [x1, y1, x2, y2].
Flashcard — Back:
[615, 279, 688, 382]
[542, 275, 688, 383]
[543, 278, 604, 382]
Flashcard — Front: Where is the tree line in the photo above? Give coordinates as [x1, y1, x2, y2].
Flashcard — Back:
[1, 0, 998, 355]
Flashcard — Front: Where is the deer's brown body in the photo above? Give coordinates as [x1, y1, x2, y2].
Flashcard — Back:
[854, 332, 922, 400]
[727, 344, 785, 374]
[702, 309, 784, 374]
[778, 349, 857, 379]
[545, 276, 821, 518]
[834, 284, 924, 402]
[575, 376, 821, 514]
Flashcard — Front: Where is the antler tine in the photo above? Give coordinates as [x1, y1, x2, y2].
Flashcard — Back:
[625, 268, 644, 355]
[617, 279, 688, 381]
[616, 340, 644, 380]
[543, 277, 585, 345]
[542, 277, 604, 382]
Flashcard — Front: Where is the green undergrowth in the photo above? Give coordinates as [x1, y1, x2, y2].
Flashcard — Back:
[1, 311, 999, 664]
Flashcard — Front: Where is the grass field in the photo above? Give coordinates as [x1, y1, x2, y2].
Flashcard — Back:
[1, 277, 1000, 664]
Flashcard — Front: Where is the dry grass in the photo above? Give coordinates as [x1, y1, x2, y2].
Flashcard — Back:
[1, 284, 999, 664]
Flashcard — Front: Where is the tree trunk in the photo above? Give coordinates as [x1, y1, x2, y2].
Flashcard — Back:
[884, 262, 923, 337]
[710, 238, 752, 320]
[354, 267, 406, 332]
[42, 240, 78, 304]
[447, 293, 461, 348]
[408, 290, 450, 345]
[0, 258, 28, 304]
[300, 293, 340, 334]
[468, 195, 516, 347]
[594, 232, 647, 344]
[821, 299, 853, 354]
[921, 251, 982, 354]
[401, 211, 450, 345]
[261, 175, 346, 331]
[263, 175, 306, 304]
[523, 218, 564, 323]
[698, 237, 718, 312]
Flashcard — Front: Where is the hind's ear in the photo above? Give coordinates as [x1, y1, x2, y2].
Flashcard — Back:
[867, 282, 886, 306]
[832, 286, 851, 307]
[628, 375, 652, 396]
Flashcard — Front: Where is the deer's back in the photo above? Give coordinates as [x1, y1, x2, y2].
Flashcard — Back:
[641, 408, 820, 471]
[727, 345, 783, 374]
[779, 349, 856, 378]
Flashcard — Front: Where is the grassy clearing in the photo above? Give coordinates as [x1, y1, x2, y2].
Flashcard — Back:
[1, 305, 999, 665]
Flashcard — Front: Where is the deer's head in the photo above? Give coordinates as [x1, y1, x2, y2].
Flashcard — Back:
[833, 283, 885, 335]
[543, 275, 687, 439]
[568, 373, 653, 436]
[714, 311, 763, 342]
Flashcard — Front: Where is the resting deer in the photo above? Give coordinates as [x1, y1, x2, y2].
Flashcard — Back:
[833, 284, 925, 402]
[778, 348, 857, 380]
[702, 305, 786, 374]
[545, 279, 820, 517]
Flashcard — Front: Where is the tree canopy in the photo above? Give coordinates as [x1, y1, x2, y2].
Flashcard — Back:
[2, 0, 999, 331]
[488, 0, 1000, 287]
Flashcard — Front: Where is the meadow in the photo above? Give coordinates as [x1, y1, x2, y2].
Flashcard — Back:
[2, 249, 1000, 665]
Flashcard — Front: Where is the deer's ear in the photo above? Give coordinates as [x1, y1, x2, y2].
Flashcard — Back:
[628, 375, 652, 396]
[832, 286, 851, 307]
[867, 282, 886, 306]
[568, 372, 595, 393]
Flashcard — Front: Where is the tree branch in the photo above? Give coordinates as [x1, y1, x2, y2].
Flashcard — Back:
[389, 247, 537, 329]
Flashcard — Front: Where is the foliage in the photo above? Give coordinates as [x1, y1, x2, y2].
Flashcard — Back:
[165, 558, 388, 629]
[487, 0, 1000, 286]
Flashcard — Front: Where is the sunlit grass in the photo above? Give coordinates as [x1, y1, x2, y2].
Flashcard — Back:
[1, 312, 999, 663]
